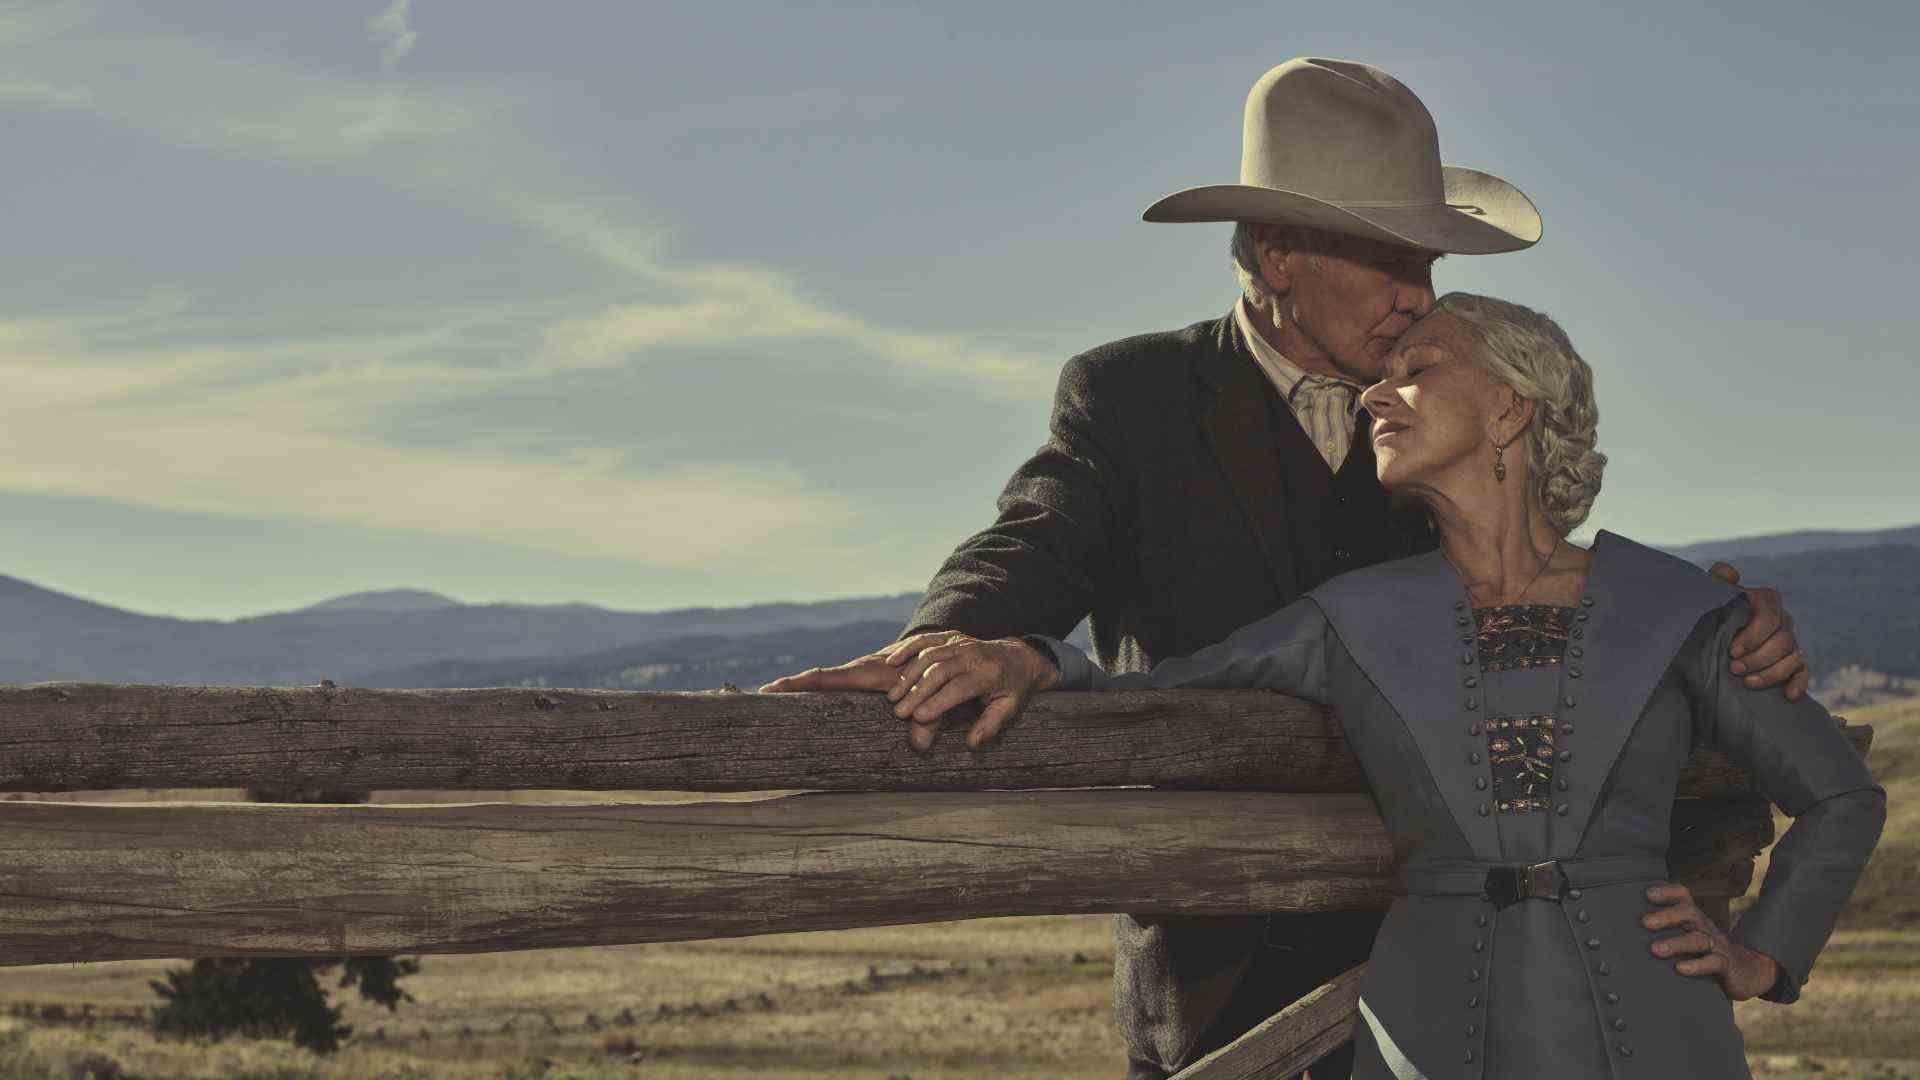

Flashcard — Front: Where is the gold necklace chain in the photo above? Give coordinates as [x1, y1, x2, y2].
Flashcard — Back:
[1445, 538, 1564, 609]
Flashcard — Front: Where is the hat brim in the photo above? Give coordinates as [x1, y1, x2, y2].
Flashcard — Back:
[1141, 166, 1541, 255]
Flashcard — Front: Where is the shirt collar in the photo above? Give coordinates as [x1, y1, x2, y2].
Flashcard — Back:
[1233, 296, 1368, 410]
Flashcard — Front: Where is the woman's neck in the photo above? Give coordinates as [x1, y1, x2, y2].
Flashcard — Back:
[1422, 474, 1589, 607]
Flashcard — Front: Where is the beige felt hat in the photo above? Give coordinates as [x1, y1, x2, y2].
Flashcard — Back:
[1143, 57, 1542, 254]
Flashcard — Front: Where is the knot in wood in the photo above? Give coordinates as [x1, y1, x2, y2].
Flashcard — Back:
[533, 695, 559, 710]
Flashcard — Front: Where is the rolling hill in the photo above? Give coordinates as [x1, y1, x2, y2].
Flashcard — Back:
[0, 522, 1913, 691]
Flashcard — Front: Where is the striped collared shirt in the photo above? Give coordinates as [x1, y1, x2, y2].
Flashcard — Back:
[1233, 296, 1369, 473]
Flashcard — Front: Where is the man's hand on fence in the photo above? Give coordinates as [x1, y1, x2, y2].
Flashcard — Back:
[757, 632, 971, 694]
[881, 632, 1061, 750]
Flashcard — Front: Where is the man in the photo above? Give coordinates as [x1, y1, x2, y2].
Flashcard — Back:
[763, 58, 1807, 1080]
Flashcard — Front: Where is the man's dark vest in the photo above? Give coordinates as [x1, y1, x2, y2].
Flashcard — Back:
[1253, 373, 1435, 594]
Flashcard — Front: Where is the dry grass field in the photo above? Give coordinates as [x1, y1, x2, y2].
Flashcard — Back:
[2, 694, 1915, 1080]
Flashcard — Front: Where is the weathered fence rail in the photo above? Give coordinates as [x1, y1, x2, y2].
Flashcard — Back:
[0, 683, 1856, 796]
[0, 684, 1871, 974]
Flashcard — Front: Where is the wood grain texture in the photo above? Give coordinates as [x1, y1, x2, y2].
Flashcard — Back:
[0, 683, 1873, 795]
[1171, 964, 1367, 1080]
[0, 793, 1770, 967]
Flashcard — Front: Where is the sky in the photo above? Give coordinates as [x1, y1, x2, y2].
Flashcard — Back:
[1, 0, 1915, 620]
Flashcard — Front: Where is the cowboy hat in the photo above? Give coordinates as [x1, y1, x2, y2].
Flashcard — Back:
[1143, 57, 1541, 254]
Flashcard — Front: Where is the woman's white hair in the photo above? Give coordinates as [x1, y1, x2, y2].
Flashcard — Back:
[1430, 292, 1607, 536]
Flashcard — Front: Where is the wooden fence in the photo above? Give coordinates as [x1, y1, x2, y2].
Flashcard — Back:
[0, 682, 1873, 1076]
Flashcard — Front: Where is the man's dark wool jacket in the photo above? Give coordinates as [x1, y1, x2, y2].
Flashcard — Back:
[903, 307, 1437, 1076]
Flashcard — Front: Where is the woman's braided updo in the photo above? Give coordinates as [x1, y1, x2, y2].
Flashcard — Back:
[1429, 292, 1607, 535]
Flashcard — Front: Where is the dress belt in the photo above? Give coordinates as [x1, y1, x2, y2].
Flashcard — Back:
[1394, 856, 1670, 908]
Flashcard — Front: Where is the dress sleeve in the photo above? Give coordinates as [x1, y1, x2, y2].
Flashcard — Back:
[1681, 596, 1887, 1004]
[1026, 596, 1332, 705]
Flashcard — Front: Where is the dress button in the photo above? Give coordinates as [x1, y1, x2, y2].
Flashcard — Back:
[1572, 627, 1585, 639]
[1475, 915, 1488, 928]
[1586, 938, 1601, 950]
[1564, 695, 1578, 708]
[1460, 634, 1475, 645]
[1568, 889, 1583, 900]
[1454, 600, 1466, 612]
[1598, 961, 1612, 975]
[1561, 722, 1575, 734]
[1604, 992, 1619, 1005]
[1456, 614, 1470, 626]
[1569, 645, 1585, 658]
[1477, 803, 1490, 817]
[1462, 651, 1476, 665]
[1568, 666, 1583, 678]
[1469, 752, 1482, 765]
[1474, 940, 1486, 953]
[1556, 778, 1570, 791]
[1468, 723, 1483, 735]
[1475, 777, 1488, 790]
[1465, 697, 1479, 710]
[1576, 611, 1590, 622]
[1613, 1018, 1628, 1031]
[1466, 1023, 1478, 1036]
[1335, 548, 1350, 560]
[1464, 675, 1480, 688]
[1557, 803, 1570, 816]
[1559, 749, 1573, 762]
[1618, 1044, 1634, 1057]
[1582, 596, 1595, 607]
[1577, 910, 1590, 923]
[1465, 1049, 1475, 1063]
[1468, 968, 1481, 981]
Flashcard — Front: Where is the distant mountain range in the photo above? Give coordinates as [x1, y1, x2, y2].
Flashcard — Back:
[0, 575, 926, 686]
[1, 523, 1914, 690]
[1668, 524, 1920, 564]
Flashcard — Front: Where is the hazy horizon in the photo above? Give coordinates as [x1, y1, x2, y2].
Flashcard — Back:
[5, 518, 1913, 625]
[4, 1, 1915, 620]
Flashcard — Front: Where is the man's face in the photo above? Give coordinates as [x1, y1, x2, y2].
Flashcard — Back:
[1275, 234, 1441, 382]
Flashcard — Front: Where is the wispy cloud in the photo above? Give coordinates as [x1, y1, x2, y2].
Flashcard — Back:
[0, 8, 1056, 579]
[368, 0, 419, 72]
[0, 75, 90, 107]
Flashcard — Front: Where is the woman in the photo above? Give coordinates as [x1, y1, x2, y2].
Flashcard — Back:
[874, 293, 1885, 1079]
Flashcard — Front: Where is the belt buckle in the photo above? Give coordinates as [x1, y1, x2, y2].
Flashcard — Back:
[1483, 860, 1564, 909]
[1521, 860, 1565, 902]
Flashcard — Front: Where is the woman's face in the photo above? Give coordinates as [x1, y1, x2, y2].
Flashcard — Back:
[1361, 313, 1515, 495]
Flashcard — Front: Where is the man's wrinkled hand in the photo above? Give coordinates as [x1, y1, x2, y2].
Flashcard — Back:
[1708, 562, 1810, 701]
[882, 632, 1060, 751]
[757, 632, 970, 694]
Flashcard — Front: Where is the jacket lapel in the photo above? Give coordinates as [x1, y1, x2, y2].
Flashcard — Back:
[1549, 531, 1742, 858]
[1193, 311, 1300, 601]
[1308, 549, 1503, 858]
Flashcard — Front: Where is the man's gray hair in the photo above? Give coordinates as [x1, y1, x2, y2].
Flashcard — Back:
[1430, 292, 1607, 536]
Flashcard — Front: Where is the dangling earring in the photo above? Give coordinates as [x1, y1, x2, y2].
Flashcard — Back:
[1492, 443, 1507, 482]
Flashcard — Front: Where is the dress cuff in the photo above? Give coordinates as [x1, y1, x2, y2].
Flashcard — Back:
[1021, 634, 1095, 690]
[1758, 959, 1801, 1004]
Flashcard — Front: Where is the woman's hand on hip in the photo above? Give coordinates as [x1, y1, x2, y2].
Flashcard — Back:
[881, 632, 1060, 750]
[1642, 882, 1781, 1000]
